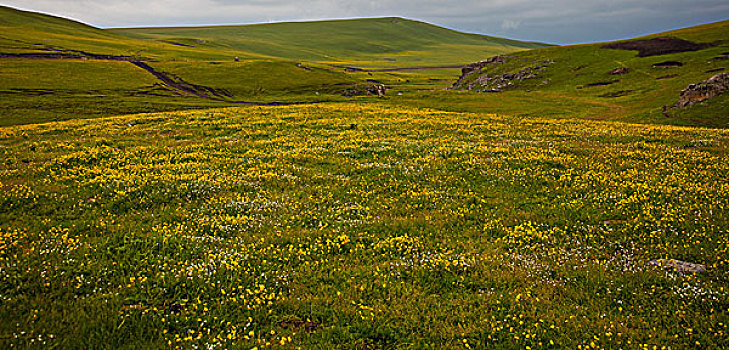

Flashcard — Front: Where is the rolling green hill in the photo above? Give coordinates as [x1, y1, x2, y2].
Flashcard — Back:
[113, 17, 546, 67]
[444, 19, 729, 127]
[0, 6, 218, 60]
[0, 5, 545, 64]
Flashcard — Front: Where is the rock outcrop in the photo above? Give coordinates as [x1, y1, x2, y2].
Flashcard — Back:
[676, 73, 729, 107]
[451, 55, 554, 91]
[451, 56, 507, 89]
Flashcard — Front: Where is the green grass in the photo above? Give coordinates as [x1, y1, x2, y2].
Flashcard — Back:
[1, 103, 727, 349]
[152, 60, 356, 97]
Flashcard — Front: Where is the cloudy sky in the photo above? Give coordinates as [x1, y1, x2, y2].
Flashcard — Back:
[2, 0, 729, 44]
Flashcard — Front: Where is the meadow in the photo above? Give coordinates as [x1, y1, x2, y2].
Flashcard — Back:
[1, 103, 727, 349]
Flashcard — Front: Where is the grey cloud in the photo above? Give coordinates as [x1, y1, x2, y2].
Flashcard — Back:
[500, 19, 521, 31]
[1, 0, 728, 43]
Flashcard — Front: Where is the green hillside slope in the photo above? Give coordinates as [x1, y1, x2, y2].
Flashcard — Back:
[445, 20, 729, 127]
[0, 5, 276, 61]
[112, 17, 547, 67]
[0, 6, 135, 54]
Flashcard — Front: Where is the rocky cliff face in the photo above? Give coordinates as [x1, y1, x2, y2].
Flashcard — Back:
[677, 73, 729, 107]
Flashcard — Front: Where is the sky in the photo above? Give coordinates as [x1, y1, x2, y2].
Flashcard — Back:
[2, 0, 729, 44]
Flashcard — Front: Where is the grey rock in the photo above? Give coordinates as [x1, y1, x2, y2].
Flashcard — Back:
[609, 67, 629, 75]
[649, 259, 707, 273]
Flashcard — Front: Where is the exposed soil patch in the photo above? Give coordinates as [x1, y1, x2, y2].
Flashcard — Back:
[158, 40, 194, 47]
[656, 74, 679, 80]
[128, 61, 294, 106]
[342, 66, 365, 72]
[571, 65, 587, 72]
[579, 80, 619, 88]
[713, 55, 729, 60]
[601, 37, 715, 57]
[1, 52, 85, 59]
[599, 90, 633, 98]
[705, 68, 725, 73]
[0, 52, 137, 60]
[0, 48, 150, 61]
[134, 84, 180, 97]
[7, 88, 56, 95]
[130, 61, 231, 100]
[609, 67, 629, 75]
[652, 61, 683, 68]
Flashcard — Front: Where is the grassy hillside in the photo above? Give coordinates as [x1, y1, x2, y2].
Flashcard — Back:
[0, 6, 225, 60]
[113, 17, 546, 67]
[0, 6, 139, 55]
[1, 103, 727, 349]
[444, 20, 729, 127]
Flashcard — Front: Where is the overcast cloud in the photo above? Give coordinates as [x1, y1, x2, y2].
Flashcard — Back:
[2, 0, 728, 43]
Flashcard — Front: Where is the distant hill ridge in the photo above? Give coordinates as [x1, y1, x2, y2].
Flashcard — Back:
[0, 5, 547, 66]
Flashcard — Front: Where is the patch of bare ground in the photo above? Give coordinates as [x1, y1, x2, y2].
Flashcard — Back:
[656, 74, 679, 80]
[578, 80, 619, 89]
[601, 37, 716, 57]
[652, 61, 683, 68]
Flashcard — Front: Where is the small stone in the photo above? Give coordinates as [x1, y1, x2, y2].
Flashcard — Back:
[609, 67, 629, 75]
[649, 259, 707, 273]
